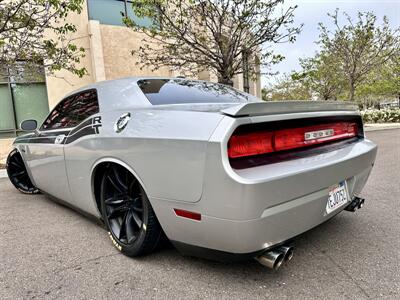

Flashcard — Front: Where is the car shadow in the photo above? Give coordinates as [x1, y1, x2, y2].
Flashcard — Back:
[140, 212, 357, 277]
[37, 190, 359, 283]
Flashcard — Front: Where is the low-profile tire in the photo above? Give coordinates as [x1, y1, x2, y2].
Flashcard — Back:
[100, 164, 162, 257]
[6, 149, 39, 194]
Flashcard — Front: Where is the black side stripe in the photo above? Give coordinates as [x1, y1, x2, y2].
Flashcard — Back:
[14, 116, 102, 145]
[64, 116, 102, 144]
[69, 118, 95, 135]
[64, 126, 97, 144]
[14, 130, 71, 144]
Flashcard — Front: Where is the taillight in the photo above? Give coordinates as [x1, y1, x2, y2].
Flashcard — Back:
[228, 122, 358, 159]
[228, 131, 274, 158]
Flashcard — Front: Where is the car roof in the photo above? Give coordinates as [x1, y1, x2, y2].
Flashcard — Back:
[61, 77, 258, 112]
[64, 76, 192, 98]
[62, 77, 186, 112]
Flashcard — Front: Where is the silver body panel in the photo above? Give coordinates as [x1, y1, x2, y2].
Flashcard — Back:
[12, 77, 377, 255]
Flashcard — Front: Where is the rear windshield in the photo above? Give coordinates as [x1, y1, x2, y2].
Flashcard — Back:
[137, 79, 255, 105]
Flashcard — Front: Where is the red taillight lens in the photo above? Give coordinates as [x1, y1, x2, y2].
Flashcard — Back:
[228, 132, 274, 158]
[228, 122, 358, 158]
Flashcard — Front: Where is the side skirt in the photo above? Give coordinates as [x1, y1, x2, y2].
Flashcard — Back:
[40, 190, 105, 229]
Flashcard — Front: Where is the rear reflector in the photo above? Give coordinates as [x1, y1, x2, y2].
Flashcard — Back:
[174, 209, 201, 221]
[228, 122, 358, 159]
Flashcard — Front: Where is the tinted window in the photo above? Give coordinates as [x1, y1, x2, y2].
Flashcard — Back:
[137, 79, 255, 105]
[87, 0, 154, 28]
[41, 89, 99, 130]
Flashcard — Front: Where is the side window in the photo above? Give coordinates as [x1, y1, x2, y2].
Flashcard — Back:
[41, 89, 99, 130]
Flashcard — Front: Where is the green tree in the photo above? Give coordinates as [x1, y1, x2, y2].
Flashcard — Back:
[125, 0, 301, 85]
[0, 0, 86, 78]
[318, 10, 400, 101]
[262, 74, 312, 101]
[357, 53, 400, 108]
[292, 51, 345, 100]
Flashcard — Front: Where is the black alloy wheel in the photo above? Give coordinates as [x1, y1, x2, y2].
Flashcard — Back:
[100, 164, 162, 256]
[6, 149, 39, 194]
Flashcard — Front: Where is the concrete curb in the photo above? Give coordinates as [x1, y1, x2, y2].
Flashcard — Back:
[364, 123, 400, 132]
[0, 169, 7, 179]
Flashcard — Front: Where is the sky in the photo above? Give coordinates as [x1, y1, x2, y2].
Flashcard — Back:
[261, 0, 400, 87]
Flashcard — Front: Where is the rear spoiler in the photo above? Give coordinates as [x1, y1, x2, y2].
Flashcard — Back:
[221, 101, 358, 117]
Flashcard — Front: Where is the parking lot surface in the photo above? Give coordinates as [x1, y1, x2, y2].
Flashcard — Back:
[0, 129, 399, 299]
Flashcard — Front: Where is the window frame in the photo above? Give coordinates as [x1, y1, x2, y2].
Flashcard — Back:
[0, 64, 49, 138]
[0, 74, 18, 135]
[87, 0, 156, 28]
[39, 89, 100, 132]
[242, 49, 251, 93]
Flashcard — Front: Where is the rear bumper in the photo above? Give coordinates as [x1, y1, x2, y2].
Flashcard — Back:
[178, 168, 372, 255]
[151, 138, 377, 256]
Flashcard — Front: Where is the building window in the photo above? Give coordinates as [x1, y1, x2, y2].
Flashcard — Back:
[242, 49, 250, 93]
[87, 0, 154, 27]
[0, 63, 49, 138]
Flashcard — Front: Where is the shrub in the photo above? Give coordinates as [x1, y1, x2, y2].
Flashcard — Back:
[360, 108, 400, 123]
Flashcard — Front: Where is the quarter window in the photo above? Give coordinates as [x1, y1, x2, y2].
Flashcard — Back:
[41, 89, 99, 130]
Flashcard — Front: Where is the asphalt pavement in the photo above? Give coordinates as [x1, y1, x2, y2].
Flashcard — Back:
[0, 129, 399, 299]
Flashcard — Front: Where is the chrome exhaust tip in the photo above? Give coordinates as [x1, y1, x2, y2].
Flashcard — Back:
[276, 245, 294, 261]
[345, 196, 365, 212]
[358, 198, 365, 209]
[255, 250, 285, 270]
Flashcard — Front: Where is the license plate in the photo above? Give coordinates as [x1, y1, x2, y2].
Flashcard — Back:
[326, 181, 349, 214]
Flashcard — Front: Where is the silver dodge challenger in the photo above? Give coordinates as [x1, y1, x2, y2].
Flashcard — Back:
[6, 77, 377, 270]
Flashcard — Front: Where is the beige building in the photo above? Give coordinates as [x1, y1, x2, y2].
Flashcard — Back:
[0, 0, 261, 164]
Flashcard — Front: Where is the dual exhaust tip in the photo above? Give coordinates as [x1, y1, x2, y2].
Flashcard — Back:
[255, 245, 294, 270]
[344, 196, 365, 212]
[256, 198, 367, 270]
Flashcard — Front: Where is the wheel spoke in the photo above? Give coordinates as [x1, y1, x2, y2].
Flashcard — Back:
[107, 205, 129, 219]
[104, 197, 126, 206]
[118, 212, 128, 240]
[132, 196, 143, 213]
[130, 181, 140, 197]
[10, 161, 23, 169]
[112, 166, 128, 192]
[132, 206, 143, 213]
[131, 211, 143, 228]
[125, 210, 136, 242]
[109, 221, 120, 238]
[107, 174, 124, 194]
[11, 170, 26, 178]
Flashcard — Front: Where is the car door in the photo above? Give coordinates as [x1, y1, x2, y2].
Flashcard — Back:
[24, 89, 99, 203]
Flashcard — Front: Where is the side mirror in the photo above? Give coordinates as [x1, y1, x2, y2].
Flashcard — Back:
[20, 119, 38, 131]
